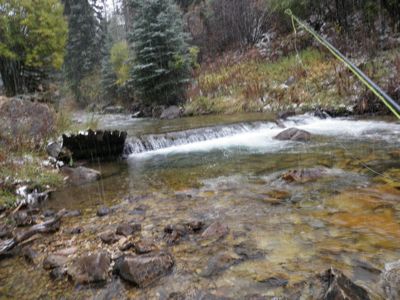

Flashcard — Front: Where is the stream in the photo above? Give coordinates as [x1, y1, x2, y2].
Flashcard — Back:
[1, 113, 400, 299]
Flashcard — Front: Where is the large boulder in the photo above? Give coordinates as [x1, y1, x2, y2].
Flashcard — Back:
[0, 97, 55, 144]
[115, 252, 174, 287]
[160, 106, 181, 120]
[68, 251, 111, 284]
[62, 166, 101, 185]
[274, 128, 311, 142]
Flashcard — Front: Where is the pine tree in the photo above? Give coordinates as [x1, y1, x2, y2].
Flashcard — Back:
[63, 0, 103, 105]
[129, 0, 191, 106]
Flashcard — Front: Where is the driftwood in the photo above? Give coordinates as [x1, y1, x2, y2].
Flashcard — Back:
[0, 209, 66, 257]
[61, 130, 127, 162]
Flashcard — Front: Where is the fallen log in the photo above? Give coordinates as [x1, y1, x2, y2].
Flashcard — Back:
[60, 130, 127, 162]
[0, 209, 66, 257]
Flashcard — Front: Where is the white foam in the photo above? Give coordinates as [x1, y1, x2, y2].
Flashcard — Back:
[128, 115, 400, 159]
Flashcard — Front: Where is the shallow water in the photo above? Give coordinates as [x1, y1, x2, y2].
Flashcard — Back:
[1, 113, 400, 299]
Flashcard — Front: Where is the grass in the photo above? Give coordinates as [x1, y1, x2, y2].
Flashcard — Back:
[0, 107, 98, 208]
[185, 47, 400, 116]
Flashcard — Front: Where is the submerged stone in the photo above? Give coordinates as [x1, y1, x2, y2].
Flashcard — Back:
[274, 127, 311, 142]
[43, 254, 68, 270]
[201, 252, 241, 278]
[62, 166, 101, 186]
[97, 206, 111, 217]
[115, 252, 174, 287]
[99, 230, 120, 244]
[116, 223, 141, 237]
[201, 221, 229, 240]
[381, 260, 400, 300]
[68, 251, 110, 284]
[281, 168, 325, 183]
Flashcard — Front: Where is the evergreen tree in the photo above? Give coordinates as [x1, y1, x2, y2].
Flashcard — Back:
[0, 0, 67, 96]
[129, 0, 191, 106]
[63, 0, 103, 105]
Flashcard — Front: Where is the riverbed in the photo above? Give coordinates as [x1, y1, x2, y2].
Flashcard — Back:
[1, 113, 400, 299]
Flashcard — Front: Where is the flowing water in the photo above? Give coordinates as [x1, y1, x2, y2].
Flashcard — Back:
[1, 113, 400, 299]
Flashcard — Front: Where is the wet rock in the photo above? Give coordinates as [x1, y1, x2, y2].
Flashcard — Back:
[160, 105, 181, 120]
[50, 267, 67, 280]
[201, 221, 229, 240]
[244, 295, 268, 300]
[133, 239, 158, 254]
[281, 168, 325, 183]
[317, 268, 370, 300]
[234, 241, 264, 260]
[116, 223, 141, 237]
[115, 252, 174, 287]
[62, 166, 101, 186]
[93, 279, 127, 300]
[99, 230, 120, 244]
[97, 206, 111, 217]
[381, 260, 400, 300]
[13, 211, 34, 227]
[274, 128, 311, 142]
[314, 108, 330, 119]
[164, 224, 189, 245]
[43, 254, 68, 270]
[68, 251, 111, 284]
[260, 277, 288, 288]
[186, 220, 204, 233]
[43, 209, 56, 218]
[0, 205, 6, 214]
[201, 252, 241, 277]
[55, 247, 77, 256]
[22, 247, 38, 264]
[277, 110, 295, 120]
[46, 141, 62, 158]
[129, 205, 148, 215]
[67, 226, 83, 234]
[64, 210, 81, 218]
[118, 238, 134, 251]
[0, 224, 12, 239]
[168, 290, 232, 300]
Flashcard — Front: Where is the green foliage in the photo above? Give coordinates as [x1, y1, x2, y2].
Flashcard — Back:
[111, 41, 130, 86]
[129, 0, 191, 106]
[0, 0, 67, 95]
[189, 46, 200, 69]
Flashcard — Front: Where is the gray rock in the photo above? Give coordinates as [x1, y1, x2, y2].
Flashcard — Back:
[201, 221, 229, 240]
[274, 128, 311, 142]
[13, 211, 34, 227]
[201, 252, 241, 277]
[43, 254, 68, 270]
[382, 260, 400, 300]
[46, 141, 62, 158]
[116, 223, 141, 237]
[97, 206, 111, 217]
[68, 251, 111, 284]
[22, 247, 38, 264]
[160, 106, 181, 120]
[115, 252, 174, 287]
[99, 230, 120, 244]
[50, 267, 67, 281]
[259, 277, 288, 288]
[0, 224, 12, 239]
[133, 239, 158, 254]
[62, 166, 101, 185]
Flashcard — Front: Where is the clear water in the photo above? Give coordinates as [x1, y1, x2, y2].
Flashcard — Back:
[1, 113, 400, 299]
